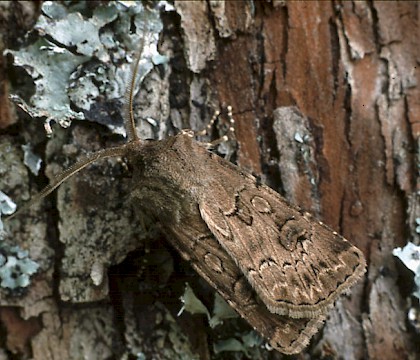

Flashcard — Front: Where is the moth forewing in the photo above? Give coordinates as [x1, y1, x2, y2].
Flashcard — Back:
[173, 138, 366, 319]
[127, 139, 326, 353]
[126, 133, 366, 318]
[168, 222, 327, 355]
[126, 133, 365, 345]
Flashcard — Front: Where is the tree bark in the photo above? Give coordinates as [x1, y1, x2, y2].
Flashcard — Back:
[0, 1, 419, 359]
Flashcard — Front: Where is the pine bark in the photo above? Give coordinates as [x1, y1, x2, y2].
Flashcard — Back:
[0, 1, 419, 359]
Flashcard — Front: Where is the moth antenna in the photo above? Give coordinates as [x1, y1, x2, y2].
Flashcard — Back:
[123, 36, 146, 142]
[6, 146, 127, 221]
[8, 31, 146, 221]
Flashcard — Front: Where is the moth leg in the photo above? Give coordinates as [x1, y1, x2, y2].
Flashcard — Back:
[197, 106, 236, 151]
[223, 105, 236, 140]
[206, 134, 229, 148]
[194, 109, 221, 137]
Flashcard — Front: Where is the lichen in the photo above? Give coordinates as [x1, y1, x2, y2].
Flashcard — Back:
[178, 283, 239, 326]
[179, 284, 264, 356]
[6, 0, 168, 137]
[393, 242, 420, 300]
[0, 241, 39, 289]
[0, 191, 16, 233]
[209, 293, 238, 328]
[213, 331, 263, 357]
[21, 144, 42, 176]
[178, 283, 210, 318]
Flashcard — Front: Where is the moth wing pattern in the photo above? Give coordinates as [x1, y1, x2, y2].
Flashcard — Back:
[198, 151, 366, 318]
[166, 210, 326, 355]
[129, 134, 328, 353]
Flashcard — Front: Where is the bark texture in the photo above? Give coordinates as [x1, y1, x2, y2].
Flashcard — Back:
[0, 1, 419, 359]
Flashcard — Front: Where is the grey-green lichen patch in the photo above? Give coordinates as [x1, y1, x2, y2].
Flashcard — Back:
[0, 191, 16, 216]
[35, 9, 116, 61]
[209, 293, 238, 328]
[178, 284, 238, 327]
[21, 144, 42, 176]
[0, 191, 16, 233]
[7, 38, 87, 130]
[0, 190, 40, 291]
[0, 242, 39, 289]
[178, 283, 210, 318]
[213, 331, 264, 357]
[0, 137, 54, 316]
[179, 284, 263, 357]
[393, 242, 420, 299]
[7, 1, 168, 136]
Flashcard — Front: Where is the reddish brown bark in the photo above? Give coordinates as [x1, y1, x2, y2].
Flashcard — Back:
[0, 1, 419, 359]
[208, 2, 419, 359]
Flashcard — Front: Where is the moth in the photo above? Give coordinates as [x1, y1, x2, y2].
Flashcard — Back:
[8, 45, 366, 355]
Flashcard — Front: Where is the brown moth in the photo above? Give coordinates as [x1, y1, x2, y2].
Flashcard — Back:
[8, 42, 366, 355]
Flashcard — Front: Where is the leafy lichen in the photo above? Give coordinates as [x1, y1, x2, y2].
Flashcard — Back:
[0, 192, 39, 290]
[393, 242, 420, 299]
[0, 191, 16, 233]
[0, 242, 39, 289]
[179, 284, 264, 356]
[21, 144, 42, 176]
[7, 0, 168, 136]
